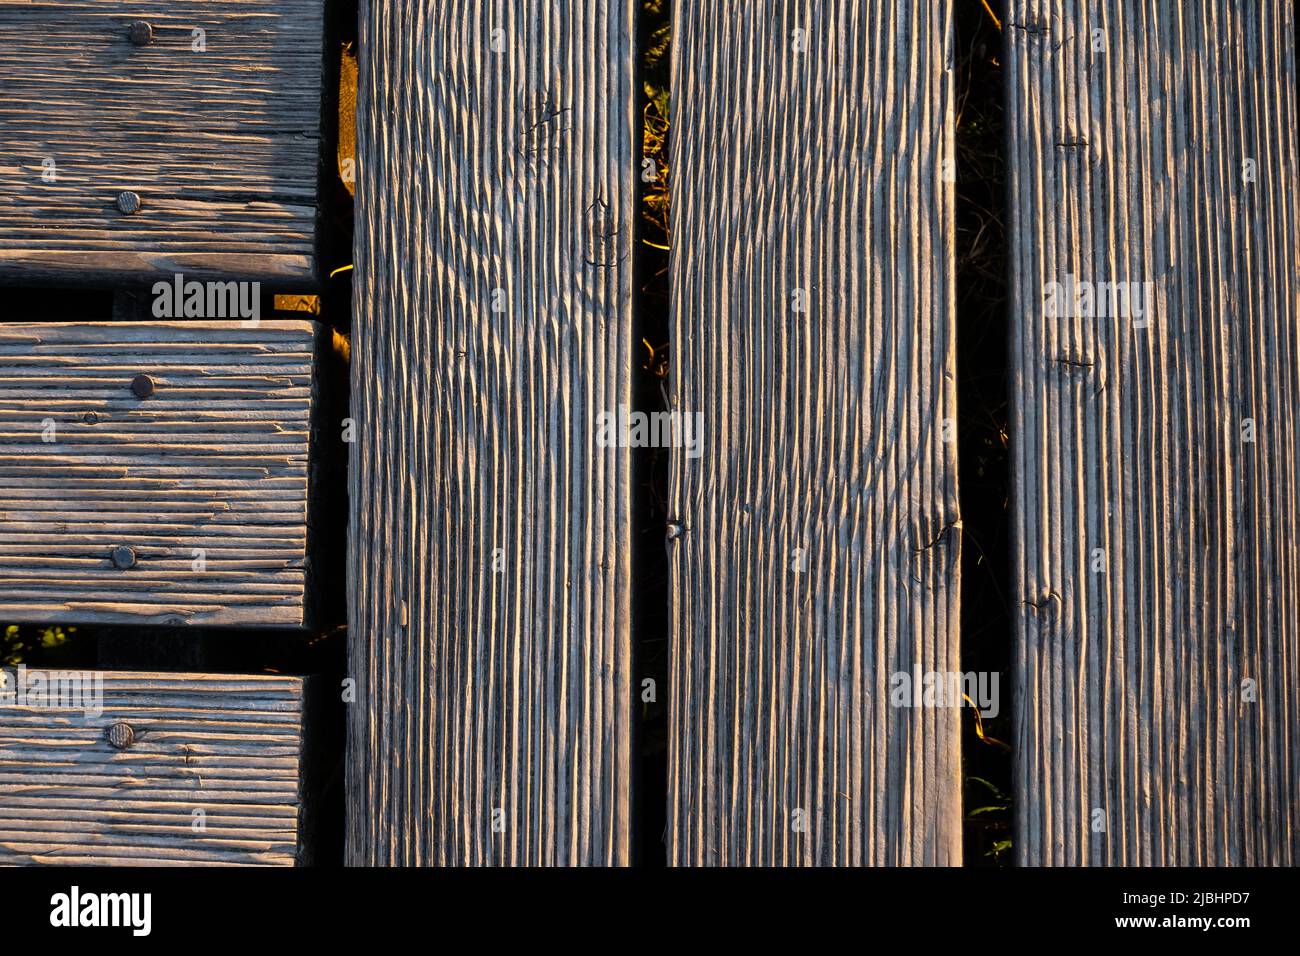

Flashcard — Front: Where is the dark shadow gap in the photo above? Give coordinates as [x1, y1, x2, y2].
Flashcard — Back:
[317, 0, 358, 336]
[954, 0, 1014, 867]
[630, 0, 672, 868]
[1, 287, 115, 320]
[285, 0, 358, 868]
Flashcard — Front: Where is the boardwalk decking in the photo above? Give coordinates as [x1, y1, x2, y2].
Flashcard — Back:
[0, 670, 313, 866]
[1006, 0, 1300, 865]
[666, 0, 962, 865]
[0, 321, 321, 628]
[0, 0, 325, 284]
[346, 0, 636, 865]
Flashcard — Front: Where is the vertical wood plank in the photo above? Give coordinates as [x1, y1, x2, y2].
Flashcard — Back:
[347, 1, 635, 865]
[667, 0, 962, 865]
[1007, 0, 1300, 864]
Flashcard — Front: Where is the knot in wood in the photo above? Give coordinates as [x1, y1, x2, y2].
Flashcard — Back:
[130, 373, 154, 398]
[106, 722, 135, 749]
[111, 545, 137, 570]
[116, 191, 142, 215]
[127, 21, 154, 46]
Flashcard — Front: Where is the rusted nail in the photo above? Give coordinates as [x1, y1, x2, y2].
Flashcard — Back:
[111, 546, 137, 570]
[116, 191, 141, 215]
[130, 373, 154, 398]
[106, 722, 136, 749]
[82, 411, 99, 425]
[127, 21, 153, 46]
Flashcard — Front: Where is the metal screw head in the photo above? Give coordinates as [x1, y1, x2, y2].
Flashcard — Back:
[116, 190, 141, 215]
[127, 21, 153, 46]
[130, 373, 154, 398]
[111, 545, 137, 570]
[106, 722, 135, 749]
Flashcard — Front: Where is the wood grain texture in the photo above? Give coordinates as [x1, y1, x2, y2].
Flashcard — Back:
[0, 0, 325, 285]
[1007, 0, 1300, 864]
[667, 0, 961, 865]
[347, 1, 634, 864]
[0, 668, 310, 865]
[0, 321, 319, 628]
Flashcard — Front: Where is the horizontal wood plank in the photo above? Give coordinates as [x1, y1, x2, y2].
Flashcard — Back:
[0, 668, 311, 866]
[0, 0, 325, 284]
[0, 321, 319, 628]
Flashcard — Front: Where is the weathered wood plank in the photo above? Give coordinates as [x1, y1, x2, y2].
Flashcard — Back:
[667, 1, 962, 865]
[0, 1, 325, 285]
[1007, 0, 1300, 864]
[347, 2, 635, 864]
[0, 321, 321, 628]
[0, 668, 313, 865]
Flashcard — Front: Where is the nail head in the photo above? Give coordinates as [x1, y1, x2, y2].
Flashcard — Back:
[111, 545, 137, 570]
[127, 21, 153, 46]
[106, 722, 135, 749]
[116, 190, 141, 215]
[130, 373, 154, 398]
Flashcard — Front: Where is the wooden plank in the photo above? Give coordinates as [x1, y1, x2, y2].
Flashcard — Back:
[0, 321, 321, 628]
[1006, 1, 1300, 864]
[0, 668, 314, 866]
[667, 1, 961, 864]
[347, 2, 635, 864]
[0, 1, 325, 285]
